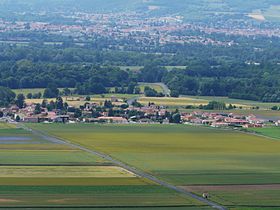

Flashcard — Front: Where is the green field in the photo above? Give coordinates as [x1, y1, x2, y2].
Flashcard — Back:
[0, 124, 202, 208]
[29, 124, 280, 208]
[249, 127, 280, 140]
[138, 83, 165, 93]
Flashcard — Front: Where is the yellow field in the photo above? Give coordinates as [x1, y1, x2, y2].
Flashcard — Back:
[0, 123, 16, 129]
[0, 166, 135, 178]
[138, 97, 251, 108]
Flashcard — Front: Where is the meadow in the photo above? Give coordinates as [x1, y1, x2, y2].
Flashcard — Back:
[30, 123, 280, 208]
[249, 127, 280, 140]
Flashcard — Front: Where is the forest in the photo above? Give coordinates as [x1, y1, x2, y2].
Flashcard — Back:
[1, 30, 280, 102]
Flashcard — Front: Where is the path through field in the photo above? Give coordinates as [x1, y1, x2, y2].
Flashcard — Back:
[21, 123, 226, 210]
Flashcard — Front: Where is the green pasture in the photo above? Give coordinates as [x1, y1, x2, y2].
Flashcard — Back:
[0, 185, 201, 207]
[249, 127, 280, 140]
[30, 124, 280, 186]
[29, 123, 280, 208]
[0, 124, 202, 208]
[0, 177, 149, 186]
[187, 96, 280, 110]
[0, 150, 105, 164]
[138, 83, 164, 93]
[199, 189, 280, 207]
[138, 96, 253, 108]
[0, 166, 134, 178]
[12, 88, 45, 96]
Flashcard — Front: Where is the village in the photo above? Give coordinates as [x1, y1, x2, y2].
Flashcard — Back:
[1, 94, 278, 129]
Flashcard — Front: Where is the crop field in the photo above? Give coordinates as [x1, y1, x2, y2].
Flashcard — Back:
[0, 124, 202, 208]
[249, 127, 280, 140]
[25, 94, 136, 107]
[0, 122, 16, 129]
[138, 96, 251, 108]
[30, 123, 280, 209]
[183, 185, 280, 208]
[138, 83, 164, 93]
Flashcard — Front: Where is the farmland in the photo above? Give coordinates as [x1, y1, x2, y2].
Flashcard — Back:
[249, 126, 280, 140]
[0, 124, 203, 208]
[29, 123, 280, 209]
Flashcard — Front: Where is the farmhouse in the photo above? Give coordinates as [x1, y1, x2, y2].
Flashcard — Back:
[97, 117, 128, 124]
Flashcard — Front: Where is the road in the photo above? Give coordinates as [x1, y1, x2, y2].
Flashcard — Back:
[20, 124, 227, 210]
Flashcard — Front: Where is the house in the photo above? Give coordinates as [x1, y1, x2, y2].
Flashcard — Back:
[53, 115, 70, 123]
[23, 117, 39, 123]
[98, 117, 128, 124]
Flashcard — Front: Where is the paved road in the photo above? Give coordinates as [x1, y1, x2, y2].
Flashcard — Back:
[20, 124, 227, 210]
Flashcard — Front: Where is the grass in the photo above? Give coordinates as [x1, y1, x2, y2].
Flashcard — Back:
[0, 124, 202, 208]
[207, 190, 280, 207]
[25, 94, 136, 107]
[29, 124, 280, 208]
[249, 127, 280, 140]
[0, 150, 105, 164]
[0, 166, 135, 178]
[0, 177, 149, 186]
[187, 96, 280, 109]
[138, 96, 251, 108]
[138, 83, 164, 93]
[30, 124, 280, 186]
[0, 185, 200, 207]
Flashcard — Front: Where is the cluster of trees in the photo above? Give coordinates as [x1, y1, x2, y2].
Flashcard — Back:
[144, 86, 164, 97]
[162, 64, 280, 102]
[0, 87, 16, 107]
[1, 31, 280, 102]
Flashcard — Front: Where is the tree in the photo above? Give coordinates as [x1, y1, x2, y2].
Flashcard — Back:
[34, 104, 41, 114]
[127, 82, 136, 94]
[171, 113, 181, 124]
[85, 96, 91, 101]
[27, 93, 33, 99]
[74, 109, 82, 118]
[62, 88, 71, 96]
[0, 87, 16, 107]
[15, 115, 21, 122]
[134, 86, 141, 94]
[43, 84, 59, 98]
[41, 99, 48, 108]
[204, 101, 226, 110]
[170, 90, 179, 98]
[55, 97, 64, 110]
[108, 108, 114, 117]
[16, 94, 25, 109]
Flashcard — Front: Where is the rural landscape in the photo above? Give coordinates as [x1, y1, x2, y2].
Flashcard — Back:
[1, 0, 280, 210]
